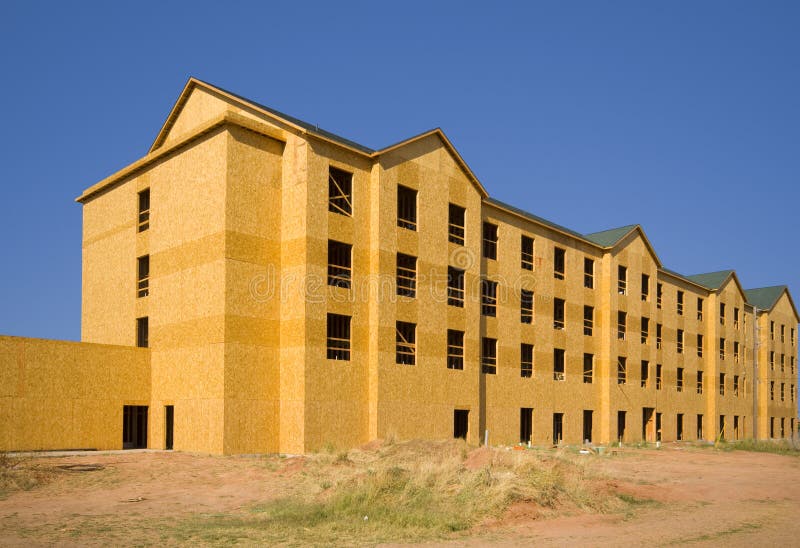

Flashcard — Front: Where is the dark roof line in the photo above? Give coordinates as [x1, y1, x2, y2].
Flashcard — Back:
[200, 79, 376, 154]
[485, 198, 590, 242]
[191, 79, 794, 309]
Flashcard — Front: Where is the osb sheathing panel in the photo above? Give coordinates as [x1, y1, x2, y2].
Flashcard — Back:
[81, 191, 137, 345]
[220, 126, 283, 454]
[278, 134, 311, 454]
[301, 138, 373, 451]
[710, 279, 755, 437]
[0, 336, 149, 451]
[480, 206, 603, 445]
[367, 134, 484, 446]
[755, 294, 799, 438]
[160, 87, 233, 148]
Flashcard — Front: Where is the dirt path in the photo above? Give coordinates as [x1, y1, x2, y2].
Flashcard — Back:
[465, 447, 800, 546]
[1, 445, 798, 546]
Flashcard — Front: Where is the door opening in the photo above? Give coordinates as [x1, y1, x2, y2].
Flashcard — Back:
[655, 412, 662, 442]
[642, 407, 655, 442]
[677, 413, 684, 441]
[582, 410, 593, 443]
[123, 405, 148, 449]
[453, 409, 469, 440]
[520, 408, 532, 444]
[617, 410, 626, 443]
[552, 413, 564, 445]
[165, 405, 174, 450]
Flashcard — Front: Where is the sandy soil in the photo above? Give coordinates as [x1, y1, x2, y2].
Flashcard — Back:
[1, 445, 798, 546]
[459, 446, 800, 547]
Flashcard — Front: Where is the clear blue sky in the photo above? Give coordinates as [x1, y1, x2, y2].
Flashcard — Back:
[1, 1, 798, 340]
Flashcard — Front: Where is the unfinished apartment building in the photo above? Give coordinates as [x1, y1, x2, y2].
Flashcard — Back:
[1, 78, 797, 454]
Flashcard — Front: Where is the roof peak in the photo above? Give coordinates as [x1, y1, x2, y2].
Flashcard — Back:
[583, 224, 639, 247]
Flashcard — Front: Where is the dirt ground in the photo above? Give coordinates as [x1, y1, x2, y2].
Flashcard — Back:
[1, 444, 798, 546]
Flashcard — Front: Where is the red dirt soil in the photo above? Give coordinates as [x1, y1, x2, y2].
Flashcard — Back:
[1, 445, 799, 546]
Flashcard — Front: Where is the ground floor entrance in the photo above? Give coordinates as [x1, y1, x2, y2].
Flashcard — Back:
[123, 405, 148, 449]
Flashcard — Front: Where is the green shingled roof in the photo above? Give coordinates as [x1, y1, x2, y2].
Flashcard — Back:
[583, 225, 638, 247]
[685, 270, 734, 290]
[744, 286, 787, 311]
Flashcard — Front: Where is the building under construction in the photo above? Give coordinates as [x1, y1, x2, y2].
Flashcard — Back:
[1, 78, 798, 454]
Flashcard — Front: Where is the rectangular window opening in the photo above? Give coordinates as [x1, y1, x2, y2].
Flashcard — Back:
[136, 317, 149, 348]
[396, 253, 417, 298]
[482, 337, 497, 374]
[328, 166, 353, 216]
[327, 240, 352, 288]
[482, 222, 498, 260]
[520, 289, 533, 324]
[641, 274, 649, 301]
[137, 189, 150, 232]
[397, 185, 417, 230]
[521, 343, 533, 378]
[447, 267, 465, 307]
[554, 247, 566, 280]
[137, 255, 150, 298]
[396, 321, 416, 365]
[617, 356, 627, 385]
[447, 329, 464, 370]
[553, 348, 565, 381]
[481, 279, 498, 317]
[521, 235, 534, 270]
[618, 265, 627, 295]
[583, 353, 593, 384]
[554, 298, 565, 330]
[326, 313, 351, 360]
[584, 257, 594, 288]
[583, 305, 593, 336]
[448, 204, 465, 245]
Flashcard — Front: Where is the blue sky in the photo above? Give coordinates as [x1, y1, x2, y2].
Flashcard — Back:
[0, 1, 798, 340]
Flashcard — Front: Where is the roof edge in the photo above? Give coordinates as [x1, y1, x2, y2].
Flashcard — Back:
[77, 111, 286, 203]
[374, 128, 488, 198]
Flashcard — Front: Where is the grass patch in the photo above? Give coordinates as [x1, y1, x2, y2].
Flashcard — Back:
[168, 439, 629, 546]
[0, 452, 56, 498]
[713, 439, 800, 456]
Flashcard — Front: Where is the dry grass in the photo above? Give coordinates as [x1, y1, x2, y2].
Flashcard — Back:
[169, 440, 628, 546]
[0, 452, 56, 498]
[713, 438, 800, 456]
